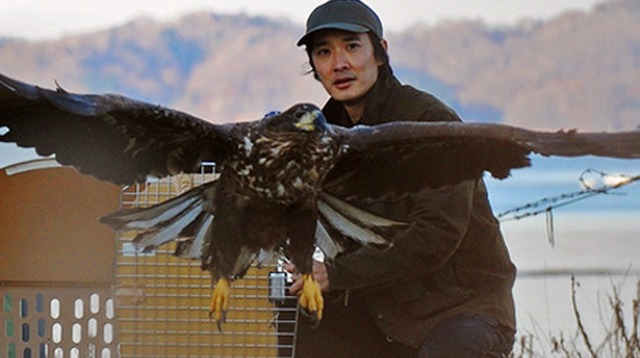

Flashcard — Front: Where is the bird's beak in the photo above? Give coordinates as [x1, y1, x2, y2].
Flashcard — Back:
[294, 109, 323, 132]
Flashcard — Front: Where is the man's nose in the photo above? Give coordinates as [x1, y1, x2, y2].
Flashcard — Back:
[333, 49, 349, 71]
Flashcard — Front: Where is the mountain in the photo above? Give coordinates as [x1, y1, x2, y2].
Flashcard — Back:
[0, 14, 327, 123]
[1, 0, 638, 130]
[391, 0, 640, 130]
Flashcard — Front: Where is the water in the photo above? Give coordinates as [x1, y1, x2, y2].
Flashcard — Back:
[498, 207, 640, 353]
[479, 156, 640, 353]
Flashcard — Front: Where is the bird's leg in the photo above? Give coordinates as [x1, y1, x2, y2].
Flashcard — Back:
[286, 202, 325, 324]
[209, 277, 231, 330]
[297, 273, 324, 322]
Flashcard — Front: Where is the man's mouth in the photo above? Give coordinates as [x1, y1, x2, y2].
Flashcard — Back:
[333, 76, 355, 89]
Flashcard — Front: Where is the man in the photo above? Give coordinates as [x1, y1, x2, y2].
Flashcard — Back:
[286, 1, 516, 357]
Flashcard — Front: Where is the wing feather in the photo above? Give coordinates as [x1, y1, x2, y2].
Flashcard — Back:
[0, 72, 237, 184]
[327, 122, 640, 199]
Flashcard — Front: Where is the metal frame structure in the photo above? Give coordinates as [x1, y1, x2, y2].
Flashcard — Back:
[113, 163, 299, 357]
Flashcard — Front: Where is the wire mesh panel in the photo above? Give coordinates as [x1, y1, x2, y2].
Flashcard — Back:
[113, 164, 299, 357]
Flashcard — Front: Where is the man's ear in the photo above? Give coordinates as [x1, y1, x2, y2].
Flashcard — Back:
[380, 38, 388, 52]
[375, 38, 389, 67]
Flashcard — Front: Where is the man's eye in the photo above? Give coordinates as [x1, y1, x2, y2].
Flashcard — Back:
[314, 48, 330, 56]
[347, 43, 361, 50]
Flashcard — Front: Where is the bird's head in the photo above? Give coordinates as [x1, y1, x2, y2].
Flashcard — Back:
[261, 103, 329, 134]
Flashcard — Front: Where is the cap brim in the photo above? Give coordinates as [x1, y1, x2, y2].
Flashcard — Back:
[297, 22, 370, 46]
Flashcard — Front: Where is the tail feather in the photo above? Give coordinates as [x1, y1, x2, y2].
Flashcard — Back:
[174, 213, 214, 260]
[320, 192, 407, 230]
[101, 183, 215, 258]
[314, 220, 345, 260]
[132, 200, 204, 251]
[101, 186, 203, 230]
[316, 192, 406, 255]
[254, 249, 279, 267]
[100, 180, 405, 267]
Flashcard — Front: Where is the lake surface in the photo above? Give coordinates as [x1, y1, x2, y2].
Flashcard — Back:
[480, 156, 640, 354]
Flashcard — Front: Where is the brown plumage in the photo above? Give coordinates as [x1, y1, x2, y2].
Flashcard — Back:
[2, 72, 640, 325]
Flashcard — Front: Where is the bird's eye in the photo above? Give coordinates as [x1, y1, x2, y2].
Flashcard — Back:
[294, 109, 306, 119]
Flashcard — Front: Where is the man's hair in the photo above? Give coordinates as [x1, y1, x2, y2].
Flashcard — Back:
[304, 32, 393, 81]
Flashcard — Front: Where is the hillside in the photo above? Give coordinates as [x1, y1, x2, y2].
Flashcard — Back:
[1, 0, 638, 130]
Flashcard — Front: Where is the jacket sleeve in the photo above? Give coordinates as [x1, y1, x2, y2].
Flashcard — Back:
[326, 179, 476, 292]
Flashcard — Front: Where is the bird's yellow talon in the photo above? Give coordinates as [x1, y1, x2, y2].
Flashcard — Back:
[298, 274, 324, 321]
[209, 278, 231, 326]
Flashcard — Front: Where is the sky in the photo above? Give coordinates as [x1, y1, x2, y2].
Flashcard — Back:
[1, 0, 605, 41]
[0, 0, 606, 168]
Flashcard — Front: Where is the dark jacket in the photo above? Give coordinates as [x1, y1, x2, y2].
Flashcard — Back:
[322, 70, 516, 348]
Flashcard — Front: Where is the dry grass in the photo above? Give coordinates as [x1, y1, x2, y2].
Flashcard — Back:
[511, 277, 640, 358]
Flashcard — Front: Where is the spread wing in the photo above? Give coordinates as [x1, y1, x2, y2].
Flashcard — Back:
[326, 121, 640, 199]
[0, 73, 239, 184]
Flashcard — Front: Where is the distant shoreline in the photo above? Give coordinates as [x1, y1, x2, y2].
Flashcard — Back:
[517, 268, 640, 278]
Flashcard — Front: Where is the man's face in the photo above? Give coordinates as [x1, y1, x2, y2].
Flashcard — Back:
[310, 30, 382, 105]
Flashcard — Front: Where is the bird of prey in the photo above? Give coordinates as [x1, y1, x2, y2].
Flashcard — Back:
[2, 72, 640, 326]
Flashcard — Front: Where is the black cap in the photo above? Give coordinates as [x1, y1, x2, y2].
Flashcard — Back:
[297, 0, 383, 47]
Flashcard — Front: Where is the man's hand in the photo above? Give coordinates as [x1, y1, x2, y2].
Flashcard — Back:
[284, 261, 330, 294]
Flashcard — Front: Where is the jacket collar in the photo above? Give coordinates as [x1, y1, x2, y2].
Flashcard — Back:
[323, 69, 399, 128]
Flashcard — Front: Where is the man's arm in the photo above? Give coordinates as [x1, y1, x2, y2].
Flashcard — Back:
[290, 179, 476, 293]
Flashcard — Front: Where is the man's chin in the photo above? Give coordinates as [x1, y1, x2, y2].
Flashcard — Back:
[331, 92, 366, 107]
